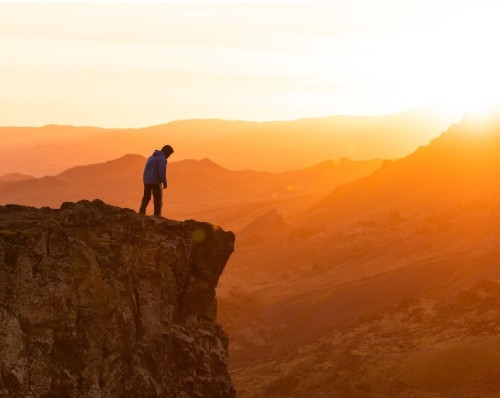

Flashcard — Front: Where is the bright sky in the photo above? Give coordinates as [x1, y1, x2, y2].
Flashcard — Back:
[0, 1, 499, 127]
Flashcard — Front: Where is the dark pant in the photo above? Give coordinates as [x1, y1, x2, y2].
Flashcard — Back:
[139, 184, 163, 216]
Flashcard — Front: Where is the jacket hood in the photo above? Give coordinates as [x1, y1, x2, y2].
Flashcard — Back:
[152, 150, 166, 157]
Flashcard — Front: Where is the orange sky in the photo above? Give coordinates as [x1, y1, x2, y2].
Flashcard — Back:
[0, 1, 499, 127]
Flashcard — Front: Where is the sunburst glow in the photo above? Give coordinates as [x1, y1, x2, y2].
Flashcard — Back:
[0, 1, 499, 127]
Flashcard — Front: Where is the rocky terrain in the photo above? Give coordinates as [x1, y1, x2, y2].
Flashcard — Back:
[0, 200, 235, 397]
[234, 280, 500, 398]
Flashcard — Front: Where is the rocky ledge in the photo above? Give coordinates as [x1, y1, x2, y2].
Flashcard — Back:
[0, 200, 235, 397]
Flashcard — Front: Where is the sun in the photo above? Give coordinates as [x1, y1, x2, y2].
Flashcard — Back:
[351, 2, 500, 121]
[426, 6, 500, 119]
[439, 95, 500, 122]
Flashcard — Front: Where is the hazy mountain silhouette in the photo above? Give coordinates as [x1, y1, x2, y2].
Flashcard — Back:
[239, 209, 289, 237]
[0, 173, 34, 182]
[0, 155, 382, 231]
[0, 108, 451, 176]
[218, 114, 500, 397]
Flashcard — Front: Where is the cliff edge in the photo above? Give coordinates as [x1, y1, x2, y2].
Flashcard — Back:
[0, 200, 235, 397]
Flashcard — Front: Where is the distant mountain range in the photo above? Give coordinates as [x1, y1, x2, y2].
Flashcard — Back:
[0, 107, 452, 176]
[0, 155, 382, 231]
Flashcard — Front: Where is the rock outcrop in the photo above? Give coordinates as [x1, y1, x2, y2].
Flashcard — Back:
[0, 200, 235, 397]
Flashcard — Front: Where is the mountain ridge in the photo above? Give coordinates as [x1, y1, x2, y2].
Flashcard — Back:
[0, 108, 453, 176]
[308, 117, 500, 225]
[0, 156, 382, 231]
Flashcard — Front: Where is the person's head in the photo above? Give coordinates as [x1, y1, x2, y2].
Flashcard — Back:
[161, 145, 174, 158]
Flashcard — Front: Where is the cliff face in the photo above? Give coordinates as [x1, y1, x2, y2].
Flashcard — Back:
[0, 200, 235, 398]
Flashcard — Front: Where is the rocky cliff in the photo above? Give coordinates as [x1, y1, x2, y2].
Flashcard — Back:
[0, 200, 235, 397]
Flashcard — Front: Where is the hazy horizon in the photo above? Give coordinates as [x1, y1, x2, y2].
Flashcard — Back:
[0, 105, 459, 129]
[0, 108, 455, 176]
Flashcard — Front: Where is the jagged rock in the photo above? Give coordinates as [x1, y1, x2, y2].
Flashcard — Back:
[0, 200, 235, 397]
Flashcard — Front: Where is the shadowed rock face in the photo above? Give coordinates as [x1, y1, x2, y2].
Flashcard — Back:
[0, 200, 235, 398]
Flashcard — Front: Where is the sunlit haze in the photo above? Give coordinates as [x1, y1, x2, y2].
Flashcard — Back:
[1, 1, 499, 127]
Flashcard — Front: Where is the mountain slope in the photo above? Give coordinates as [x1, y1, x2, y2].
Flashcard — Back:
[235, 281, 500, 398]
[309, 115, 500, 224]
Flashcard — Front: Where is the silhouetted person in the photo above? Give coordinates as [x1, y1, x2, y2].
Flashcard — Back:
[139, 145, 174, 216]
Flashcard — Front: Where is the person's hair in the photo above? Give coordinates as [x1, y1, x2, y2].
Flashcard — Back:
[161, 145, 174, 156]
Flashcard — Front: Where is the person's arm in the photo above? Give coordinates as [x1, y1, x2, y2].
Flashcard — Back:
[159, 158, 167, 189]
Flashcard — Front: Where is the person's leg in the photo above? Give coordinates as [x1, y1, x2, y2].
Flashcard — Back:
[152, 183, 163, 216]
[139, 184, 152, 214]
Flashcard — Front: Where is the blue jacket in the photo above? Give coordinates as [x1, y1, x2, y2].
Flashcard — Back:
[143, 150, 168, 186]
